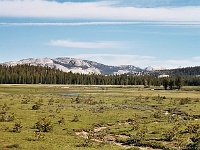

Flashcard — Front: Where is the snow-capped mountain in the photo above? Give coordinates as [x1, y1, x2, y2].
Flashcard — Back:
[145, 66, 166, 71]
[1, 57, 144, 75]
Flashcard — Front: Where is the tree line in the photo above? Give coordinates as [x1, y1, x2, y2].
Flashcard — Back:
[149, 66, 200, 76]
[0, 64, 200, 88]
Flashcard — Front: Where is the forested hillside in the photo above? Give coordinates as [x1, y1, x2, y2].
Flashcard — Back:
[0, 64, 146, 85]
[151, 66, 200, 76]
[0, 64, 200, 87]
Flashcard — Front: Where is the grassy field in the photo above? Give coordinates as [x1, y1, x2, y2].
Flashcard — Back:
[0, 84, 199, 150]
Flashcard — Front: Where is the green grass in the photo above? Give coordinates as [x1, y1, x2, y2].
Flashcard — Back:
[0, 85, 199, 150]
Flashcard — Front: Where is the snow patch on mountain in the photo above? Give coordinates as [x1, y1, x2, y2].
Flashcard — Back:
[2, 57, 147, 75]
[145, 66, 166, 71]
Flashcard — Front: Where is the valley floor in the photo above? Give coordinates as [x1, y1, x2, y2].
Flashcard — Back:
[0, 84, 199, 150]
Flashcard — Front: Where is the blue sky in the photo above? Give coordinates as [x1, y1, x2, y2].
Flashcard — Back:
[0, 0, 200, 68]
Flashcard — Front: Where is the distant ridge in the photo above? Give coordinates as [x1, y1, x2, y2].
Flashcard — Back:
[2, 57, 148, 75]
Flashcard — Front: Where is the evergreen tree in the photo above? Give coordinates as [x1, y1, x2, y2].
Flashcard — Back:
[163, 78, 169, 90]
[175, 76, 183, 90]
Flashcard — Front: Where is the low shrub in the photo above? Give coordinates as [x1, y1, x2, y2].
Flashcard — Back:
[162, 130, 175, 142]
[58, 117, 65, 125]
[179, 98, 191, 105]
[5, 144, 19, 148]
[0, 112, 15, 122]
[71, 115, 79, 122]
[34, 131, 45, 141]
[35, 117, 53, 132]
[13, 122, 23, 133]
[32, 104, 40, 110]
[185, 123, 200, 134]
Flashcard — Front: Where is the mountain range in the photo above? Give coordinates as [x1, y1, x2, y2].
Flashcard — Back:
[1, 57, 165, 75]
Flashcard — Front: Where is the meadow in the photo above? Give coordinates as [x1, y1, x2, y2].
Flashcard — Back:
[0, 84, 199, 150]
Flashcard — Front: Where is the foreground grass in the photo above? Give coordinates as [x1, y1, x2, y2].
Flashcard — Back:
[0, 85, 199, 150]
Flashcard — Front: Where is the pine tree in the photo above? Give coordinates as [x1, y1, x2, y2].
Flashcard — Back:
[175, 76, 183, 90]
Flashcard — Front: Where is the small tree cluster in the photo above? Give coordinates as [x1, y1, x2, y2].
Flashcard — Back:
[162, 76, 183, 90]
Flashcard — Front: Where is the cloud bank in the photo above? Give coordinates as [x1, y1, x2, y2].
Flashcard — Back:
[68, 53, 200, 69]
[0, 0, 200, 22]
[49, 40, 125, 49]
[1, 22, 200, 27]
[69, 53, 155, 67]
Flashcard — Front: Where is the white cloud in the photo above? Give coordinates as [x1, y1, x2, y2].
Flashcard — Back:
[159, 60, 193, 69]
[67, 54, 200, 69]
[49, 40, 125, 49]
[150, 57, 200, 69]
[0, 0, 200, 21]
[193, 56, 200, 61]
[0, 22, 146, 26]
[69, 53, 155, 67]
[1, 22, 200, 27]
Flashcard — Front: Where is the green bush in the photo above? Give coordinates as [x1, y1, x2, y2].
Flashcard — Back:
[126, 148, 141, 150]
[35, 117, 53, 132]
[179, 98, 191, 105]
[185, 130, 200, 149]
[32, 104, 40, 110]
[2, 103, 10, 111]
[58, 117, 65, 125]
[13, 122, 23, 133]
[34, 131, 45, 141]
[5, 144, 19, 148]
[21, 99, 30, 104]
[76, 139, 93, 147]
[126, 135, 142, 146]
[0, 112, 15, 122]
[162, 130, 175, 142]
[185, 123, 200, 134]
[71, 115, 79, 122]
[144, 141, 165, 149]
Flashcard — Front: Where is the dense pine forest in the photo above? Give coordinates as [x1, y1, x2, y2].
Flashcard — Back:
[149, 66, 200, 76]
[0, 64, 200, 87]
